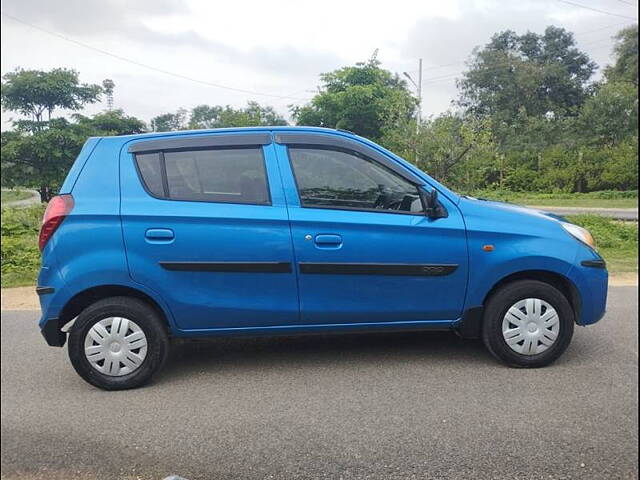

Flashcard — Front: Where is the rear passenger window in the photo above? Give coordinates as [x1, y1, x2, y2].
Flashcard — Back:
[136, 153, 164, 197]
[134, 147, 270, 205]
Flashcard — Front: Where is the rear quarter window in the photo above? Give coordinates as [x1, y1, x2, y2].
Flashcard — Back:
[134, 147, 270, 205]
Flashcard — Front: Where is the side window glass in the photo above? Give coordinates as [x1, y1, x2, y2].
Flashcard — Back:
[134, 147, 270, 205]
[288, 147, 423, 214]
[136, 153, 164, 197]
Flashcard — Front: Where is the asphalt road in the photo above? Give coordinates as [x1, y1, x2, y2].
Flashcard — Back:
[1, 287, 637, 480]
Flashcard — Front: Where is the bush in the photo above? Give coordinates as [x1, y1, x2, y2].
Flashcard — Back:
[1, 205, 44, 287]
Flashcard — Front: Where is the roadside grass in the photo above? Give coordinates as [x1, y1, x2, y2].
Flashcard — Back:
[0, 207, 637, 288]
[567, 215, 638, 274]
[1, 205, 44, 288]
[470, 190, 638, 209]
[1, 189, 34, 203]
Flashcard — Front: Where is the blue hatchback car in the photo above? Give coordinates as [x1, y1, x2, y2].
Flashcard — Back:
[37, 127, 608, 389]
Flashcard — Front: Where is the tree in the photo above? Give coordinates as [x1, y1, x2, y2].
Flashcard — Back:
[1, 108, 148, 202]
[577, 81, 638, 146]
[1, 119, 85, 201]
[292, 54, 417, 141]
[1, 68, 107, 201]
[150, 108, 188, 132]
[72, 109, 147, 136]
[605, 25, 638, 87]
[458, 26, 596, 120]
[188, 101, 287, 129]
[1, 68, 103, 124]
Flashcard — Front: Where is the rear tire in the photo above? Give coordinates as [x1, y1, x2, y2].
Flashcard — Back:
[68, 296, 169, 390]
[482, 280, 574, 368]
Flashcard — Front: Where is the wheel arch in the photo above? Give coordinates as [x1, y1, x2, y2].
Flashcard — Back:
[457, 269, 581, 339]
[59, 284, 173, 334]
[483, 270, 581, 320]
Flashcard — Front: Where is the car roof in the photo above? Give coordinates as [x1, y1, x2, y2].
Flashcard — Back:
[103, 126, 357, 142]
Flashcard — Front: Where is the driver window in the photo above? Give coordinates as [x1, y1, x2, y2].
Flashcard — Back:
[288, 147, 423, 214]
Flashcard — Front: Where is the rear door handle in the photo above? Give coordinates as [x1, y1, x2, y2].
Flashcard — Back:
[314, 234, 343, 247]
[145, 228, 174, 242]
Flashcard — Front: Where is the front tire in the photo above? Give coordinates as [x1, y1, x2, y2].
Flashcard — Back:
[482, 280, 574, 368]
[68, 297, 169, 390]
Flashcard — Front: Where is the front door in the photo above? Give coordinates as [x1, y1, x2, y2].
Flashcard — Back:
[274, 134, 468, 326]
[121, 133, 299, 331]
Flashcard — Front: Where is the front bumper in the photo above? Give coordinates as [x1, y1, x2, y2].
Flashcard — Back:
[568, 255, 608, 326]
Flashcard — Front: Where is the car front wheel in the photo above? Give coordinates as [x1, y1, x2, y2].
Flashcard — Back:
[482, 280, 575, 367]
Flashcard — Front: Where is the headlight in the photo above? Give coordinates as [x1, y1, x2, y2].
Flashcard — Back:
[562, 222, 596, 249]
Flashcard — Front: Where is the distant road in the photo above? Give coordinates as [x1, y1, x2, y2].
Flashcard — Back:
[528, 205, 638, 220]
[1, 189, 40, 208]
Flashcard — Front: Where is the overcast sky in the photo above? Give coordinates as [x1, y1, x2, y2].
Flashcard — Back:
[1, 0, 637, 128]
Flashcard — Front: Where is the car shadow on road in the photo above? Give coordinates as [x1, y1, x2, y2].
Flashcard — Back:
[157, 330, 495, 383]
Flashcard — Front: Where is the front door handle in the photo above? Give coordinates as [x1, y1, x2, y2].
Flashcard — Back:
[145, 228, 174, 243]
[314, 234, 343, 247]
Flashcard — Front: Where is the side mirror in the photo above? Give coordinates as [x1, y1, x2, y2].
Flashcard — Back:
[420, 187, 448, 219]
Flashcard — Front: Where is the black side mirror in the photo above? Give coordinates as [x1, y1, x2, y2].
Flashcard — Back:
[420, 187, 448, 219]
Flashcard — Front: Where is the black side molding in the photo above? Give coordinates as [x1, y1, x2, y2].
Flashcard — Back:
[581, 259, 607, 269]
[159, 261, 292, 273]
[128, 133, 272, 154]
[299, 263, 458, 276]
[36, 286, 55, 295]
[274, 132, 424, 185]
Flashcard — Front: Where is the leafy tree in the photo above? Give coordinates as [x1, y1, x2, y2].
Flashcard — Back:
[605, 25, 638, 87]
[72, 109, 147, 136]
[1, 108, 148, 202]
[1, 119, 85, 201]
[458, 26, 596, 120]
[150, 108, 188, 132]
[1, 68, 102, 125]
[188, 101, 287, 129]
[577, 81, 638, 146]
[293, 54, 417, 141]
[1, 68, 107, 201]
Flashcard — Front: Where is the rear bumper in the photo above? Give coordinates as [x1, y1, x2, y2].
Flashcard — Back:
[41, 317, 66, 346]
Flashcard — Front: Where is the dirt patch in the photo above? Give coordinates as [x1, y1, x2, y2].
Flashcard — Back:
[2, 274, 637, 311]
[608, 272, 639, 286]
[1, 286, 39, 311]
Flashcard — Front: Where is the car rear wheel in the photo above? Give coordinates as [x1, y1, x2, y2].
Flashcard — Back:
[482, 280, 574, 367]
[68, 296, 169, 390]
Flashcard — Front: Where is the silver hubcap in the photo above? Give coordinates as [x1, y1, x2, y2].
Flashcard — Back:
[502, 298, 560, 355]
[84, 317, 148, 376]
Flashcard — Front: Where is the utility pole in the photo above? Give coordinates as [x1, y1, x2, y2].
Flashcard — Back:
[403, 59, 423, 163]
[403, 58, 423, 132]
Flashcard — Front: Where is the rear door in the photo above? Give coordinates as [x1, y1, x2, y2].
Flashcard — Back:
[120, 132, 299, 331]
[274, 133, 468, 326]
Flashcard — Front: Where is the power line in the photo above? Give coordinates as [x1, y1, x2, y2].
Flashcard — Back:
[402, 21, 629, 79]
[555, 0, 638, 20]
[1, 13, 312, 102]
[608, 0, 636, 6]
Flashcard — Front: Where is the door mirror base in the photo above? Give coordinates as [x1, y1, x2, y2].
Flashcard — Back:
[420, 187, 448, 219]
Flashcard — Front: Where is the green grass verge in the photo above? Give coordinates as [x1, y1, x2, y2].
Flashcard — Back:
[1, 205, 44, 288]
[470, 190, 638, 208]
[1, 189, 34, 203]
[566, 215, 638, 274]
[0, 208, 636, 289]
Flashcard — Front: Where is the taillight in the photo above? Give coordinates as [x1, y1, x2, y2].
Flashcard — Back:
[39, 194, 74, 251]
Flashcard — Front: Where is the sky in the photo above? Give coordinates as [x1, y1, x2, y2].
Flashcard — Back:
[1, 0, 638, 128]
